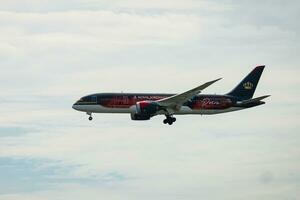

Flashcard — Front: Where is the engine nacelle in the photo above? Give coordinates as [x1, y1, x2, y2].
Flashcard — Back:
[130, 101, 161, 120]
[136, 101, 160, 115]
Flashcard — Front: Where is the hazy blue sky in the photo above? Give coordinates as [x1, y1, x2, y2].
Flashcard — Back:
[0, 0, 299, 199]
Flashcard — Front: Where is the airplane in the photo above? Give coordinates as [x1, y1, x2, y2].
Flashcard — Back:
[72, 65, 270, 125]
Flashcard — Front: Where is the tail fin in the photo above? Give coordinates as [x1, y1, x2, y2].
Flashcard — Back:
[227, 65, 265, 100]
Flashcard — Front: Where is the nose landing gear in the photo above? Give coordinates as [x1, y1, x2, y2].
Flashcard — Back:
[163, 115, 176, 125]
[87, 112, 93, 121]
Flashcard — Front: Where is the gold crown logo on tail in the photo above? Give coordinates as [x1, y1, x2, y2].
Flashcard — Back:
[243, 82, 253, 90]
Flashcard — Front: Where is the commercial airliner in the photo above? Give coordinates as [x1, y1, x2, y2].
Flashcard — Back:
[73, 66, 270, 125]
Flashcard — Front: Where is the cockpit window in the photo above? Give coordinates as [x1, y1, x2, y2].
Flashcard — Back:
[82, 96, 90, 102]
[81, 95, 97, 103]
[91, 95, 97, 102]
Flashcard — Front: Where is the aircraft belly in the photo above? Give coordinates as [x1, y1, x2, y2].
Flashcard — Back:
[74, 105, 133, 113]
[74, 104, 243, 115]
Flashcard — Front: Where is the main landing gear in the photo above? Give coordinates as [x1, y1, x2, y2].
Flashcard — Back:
[87, 112, 93, 121]
[163, 115, 176, 125]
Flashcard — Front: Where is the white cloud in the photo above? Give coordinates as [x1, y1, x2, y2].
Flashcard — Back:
[114, 0, 233, 11]
[0, 10, 201, 49]
[0, 0, 233, 12]
[1, 120, 300, 200]
[0, 10, 202, 95]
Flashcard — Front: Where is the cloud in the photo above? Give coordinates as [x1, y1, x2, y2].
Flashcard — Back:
[0, 126, 34, 137]
[0, 0, 233, 12]
[0, 10, 202, 95]
[113, 0, 233, 11]
[1, 110, 299, 196]
[0, 10, 201, 49]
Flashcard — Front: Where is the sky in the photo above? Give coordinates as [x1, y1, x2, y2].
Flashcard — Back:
[0, 0, 299, 199]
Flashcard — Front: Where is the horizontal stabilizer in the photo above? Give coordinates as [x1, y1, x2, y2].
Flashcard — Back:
[237, 95, 270, 105]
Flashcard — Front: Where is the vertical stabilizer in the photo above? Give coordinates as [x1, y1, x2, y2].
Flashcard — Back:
[227, 66, 265, 100]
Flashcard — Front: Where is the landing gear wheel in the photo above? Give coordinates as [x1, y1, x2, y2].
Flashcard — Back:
[87, 112, 93, 121]
[163, 115, 176, 125]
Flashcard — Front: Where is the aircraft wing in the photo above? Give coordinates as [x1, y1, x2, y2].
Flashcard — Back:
[157, 78, 222, 111]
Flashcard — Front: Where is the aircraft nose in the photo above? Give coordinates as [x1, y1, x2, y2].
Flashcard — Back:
[72, 102, 79, 110]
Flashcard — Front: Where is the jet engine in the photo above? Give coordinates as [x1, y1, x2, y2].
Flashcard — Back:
[130, 101, 161, 120]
